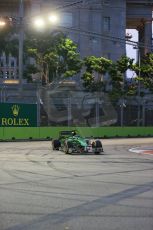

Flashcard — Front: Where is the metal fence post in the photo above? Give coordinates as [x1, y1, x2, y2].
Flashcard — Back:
[95, 95, 99, 127]
[68, 97, 72, 126]
[142, 99, 145, 126]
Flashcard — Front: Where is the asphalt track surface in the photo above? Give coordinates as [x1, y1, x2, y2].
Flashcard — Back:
[0, 138, 153, 230]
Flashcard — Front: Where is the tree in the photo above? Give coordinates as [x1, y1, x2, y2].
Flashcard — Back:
[139, 53, 153, 92]
[81, 56, 112, 91]
[108, 63, 123, 100]
[80, 54, 138, 102]
[25, 32, 82, 84]
[109, 56, 135, 100]
[23, 64, 39, 83]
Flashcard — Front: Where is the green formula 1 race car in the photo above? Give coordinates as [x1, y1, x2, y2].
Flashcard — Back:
[52, 130, 103, 154]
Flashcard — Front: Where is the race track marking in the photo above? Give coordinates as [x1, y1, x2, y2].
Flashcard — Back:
[129, 146, 153, 155]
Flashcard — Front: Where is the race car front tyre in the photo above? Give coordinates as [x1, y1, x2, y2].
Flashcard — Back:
[64, 142, 73, 154]
[52, 139, 61, 150]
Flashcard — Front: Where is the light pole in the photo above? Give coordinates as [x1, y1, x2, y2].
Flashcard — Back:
[137, 47, 141, 126]
[18, 0, 24, 92]
[134, 45, 141, 126]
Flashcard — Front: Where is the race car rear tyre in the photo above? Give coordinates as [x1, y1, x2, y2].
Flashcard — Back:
[95, 140, 102, 148]
[52, 139, 61, 150]
[93, 140, 103, 154]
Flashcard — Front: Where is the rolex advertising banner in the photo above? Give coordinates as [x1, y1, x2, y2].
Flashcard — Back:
[0, 103, 37, 127]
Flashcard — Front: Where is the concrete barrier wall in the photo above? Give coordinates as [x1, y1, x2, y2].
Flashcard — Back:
[0, 127, 153, 140]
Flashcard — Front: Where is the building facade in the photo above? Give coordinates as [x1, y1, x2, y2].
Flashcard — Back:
[29, 0, 153, 59]
[0, 0, 152, 80]
[0, 53, 18, 81]
[29, 0, 126, 60]
[127, 0, 153, 55]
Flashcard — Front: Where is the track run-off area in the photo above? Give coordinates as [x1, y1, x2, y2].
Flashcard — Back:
[0, 138, 153, 230]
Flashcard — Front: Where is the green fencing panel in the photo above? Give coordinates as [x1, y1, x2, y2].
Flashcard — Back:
[0, 127, 4, 140]
[0, 126, 153, 140]
[39, 127, 153, 139]
[0, 103, 37, 127]
[3, 127, 40, 140]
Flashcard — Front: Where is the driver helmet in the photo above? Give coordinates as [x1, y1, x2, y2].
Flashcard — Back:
[72, 131, 76, 136]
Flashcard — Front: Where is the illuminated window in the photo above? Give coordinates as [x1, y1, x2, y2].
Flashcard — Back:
[6, 71, 9, 78]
